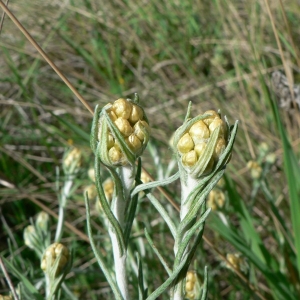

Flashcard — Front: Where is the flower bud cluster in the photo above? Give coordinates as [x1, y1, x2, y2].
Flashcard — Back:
[98, 98, 150, 166]
[175, 110, 227, 175]
[185, 270, 201, 300]
[41, 243, 70, 277]
[63, 147, 83, 174]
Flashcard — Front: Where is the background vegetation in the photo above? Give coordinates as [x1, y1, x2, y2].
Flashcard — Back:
[1, 0, 300, 299]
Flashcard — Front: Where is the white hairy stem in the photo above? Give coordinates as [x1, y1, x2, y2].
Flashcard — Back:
[55, 177, 73, 243]
[173, 175, 199, 300]
[109, 165, 135, 300]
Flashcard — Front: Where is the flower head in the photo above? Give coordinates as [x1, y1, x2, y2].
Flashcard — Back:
[63, 147, 83, 174]
[91, 97, 150, 167]
[174, 110, 233, 178]
[41, 243, 70, 277]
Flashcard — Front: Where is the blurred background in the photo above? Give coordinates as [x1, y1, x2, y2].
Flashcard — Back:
[1, 0, 300, 299]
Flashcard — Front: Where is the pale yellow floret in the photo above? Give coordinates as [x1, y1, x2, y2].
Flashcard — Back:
[108, 146, 123, 164]
[182, 150, 198, 167]
[106, 108, 118, 122]
[114, 118, 133, 137]
[208, 118, 226, 137]
[133, 120, 150, 142]
[112, 98, 133, 119]
[126, 134, 142, 153]
[189, 120, 210, 143]
[107, 133, 115, 149]
[177, 133, 194, 154]
[194, 142, 207, 157]
[185, 281, 194, 291]
[129, 104, 143, 123]
[202, 110, 219, 125]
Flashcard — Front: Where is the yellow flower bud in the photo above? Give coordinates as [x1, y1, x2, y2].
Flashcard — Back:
[173, 107, 236, 178]
[63, 147, 82, 173]
[24, 225, 37, 249]
[186, 270, 197, 283]
[126, 134, 142, 153]
[209, 118, 226, 138]
[106, 107, 118, 122]
[36, 211, 49, 233]
[108, 146, 124, 165]
[112, 98, 133, 119]
[129, 104, 144, 123]
[177, 133, 194, 154]
[186, 281, 194, 291]
[88, 168, 95, 182]
[41, 243, 70, 277]
[93, 96, 150, 167]
[194, 141, 207, 157]
[182, 150, 198, 167]
[114, 118, 133, 137]
[107, 133, 115, 149]
[214, 138, 226, 159]
[133, 120, 150, 142]
[202, 110, 219, 126]
[189, 120, 210, 143]
[186, 292, 195, 299]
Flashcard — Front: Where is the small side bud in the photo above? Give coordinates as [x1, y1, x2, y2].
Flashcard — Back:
[185, 270, 201, 300]
[63, 147, 83, 174]
[35, 211, 50, 233]
[41, 243, 70, 277]
[24, 225, 38, 250]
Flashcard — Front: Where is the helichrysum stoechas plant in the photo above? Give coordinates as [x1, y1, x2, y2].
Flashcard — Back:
[129, 103, 238, 299]
[41, 243, 72, 300]
[87, 94, 150, 300]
